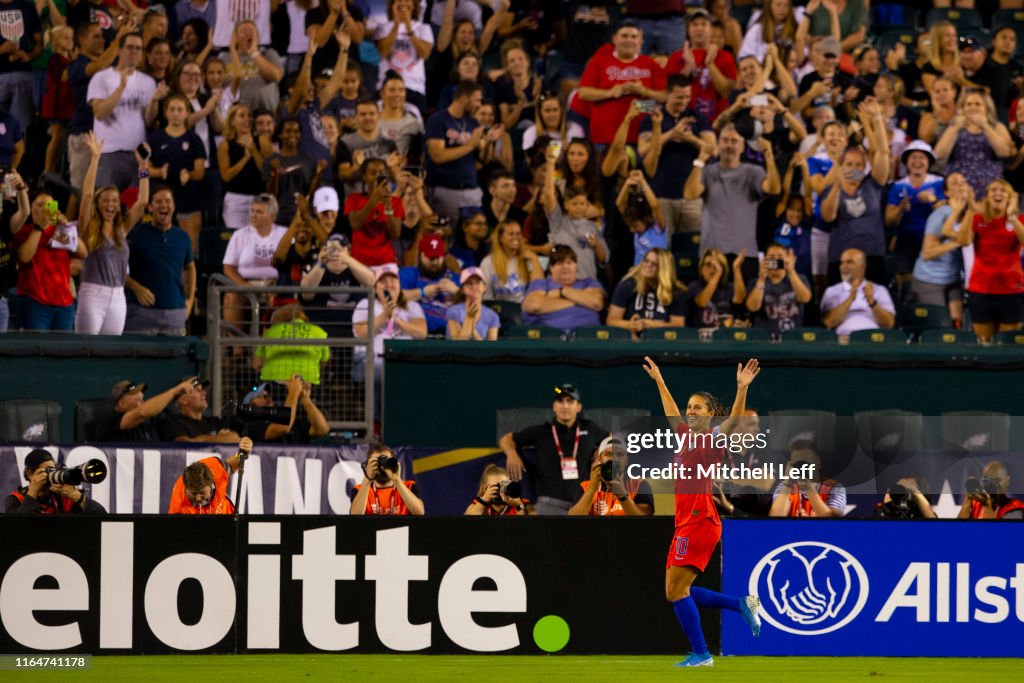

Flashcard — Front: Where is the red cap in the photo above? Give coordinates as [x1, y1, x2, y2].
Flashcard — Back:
[419, 235, 446, 259]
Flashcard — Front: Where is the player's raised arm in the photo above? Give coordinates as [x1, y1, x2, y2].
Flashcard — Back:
[643, 356, 683, 431]
[721, 359, 760, 434]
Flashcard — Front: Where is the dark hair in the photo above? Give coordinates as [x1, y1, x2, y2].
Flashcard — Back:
[274, 116, 300, 141]
[355, 97, 379, 111]
[367, 442, 395, 460]
[556, 139, 600, 204]
[252, 108, 275, 121]
[74, 21, 100, 46]
[119, 32, 143, 48]
[563, 186, 589, 203]
[183, 461, 214, 491]
[454, 79, 483, 101]
[616, 19, 641, 34]
[181, 18, 210, 52]
[549, 244, 578, 265]
[666, 73, 693, 91]
[145, 37, 170, 54]
[690, 391, 726, 417]
[488, 170, 515, 187]
[382, 70, 404, 88]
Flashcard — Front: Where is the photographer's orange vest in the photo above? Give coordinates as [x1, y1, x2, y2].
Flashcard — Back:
[786, 481, 836, 517]
[168, 457, 235, 515]
[579, 481, 638, 516]
[354, 481, 417, 515]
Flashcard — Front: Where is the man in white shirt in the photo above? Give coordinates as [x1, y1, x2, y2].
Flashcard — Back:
[821, 248, 896, 337]
[87, 32, 161, 189]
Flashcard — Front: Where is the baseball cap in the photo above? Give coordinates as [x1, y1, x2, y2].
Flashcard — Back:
[181, 376, 210, 389]
[112, 380, 147, 401]
[419, 234, 447, 259]
[326, 232, 351, 248]
[554, 384, 581, 402]
[959, 35, 984, 51]
[373, 262, 400, 282]
[901, 139, 936, 166]
[460, 267, 484, 286]
[598, 435, 625, 454]
[24, 448, 54, 471]
[819, 37, 841, 57]
[313, 186, 340, 213]
[687, 8, 711, 23]
[242, 382, 269, 406]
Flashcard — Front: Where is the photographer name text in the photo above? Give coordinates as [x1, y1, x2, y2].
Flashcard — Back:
[626, 462, 816, 482]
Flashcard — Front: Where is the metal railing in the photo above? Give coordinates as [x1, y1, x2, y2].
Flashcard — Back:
[207, 275, 376, 436]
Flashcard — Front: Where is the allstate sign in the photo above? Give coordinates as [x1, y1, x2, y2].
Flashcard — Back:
[722, 520, 1024, 656]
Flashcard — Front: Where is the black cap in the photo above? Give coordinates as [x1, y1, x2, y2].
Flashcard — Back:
[111, 380, 147, 401]
[24, 448, 54, 471]
[554, 384, 581, 402]
[687, 9, 712, 23]
[959, 36, 985, 51]
[181, 377, 210, 389]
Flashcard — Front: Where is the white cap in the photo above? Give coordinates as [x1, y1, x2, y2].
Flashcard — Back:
[599, 436, 624, 454]
[313, 187, 340, 214]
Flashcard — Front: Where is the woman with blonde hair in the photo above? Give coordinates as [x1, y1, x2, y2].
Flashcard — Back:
[521, 93, 586, 153]
[479, 219, 542, 303]
[607, 248, 686, 339]
[921, 21, 962, 92]
[75, 132, 150, 335]
[217, 102, 265, 229]
[465, 464, 533, 515]
[935, 89, 1015, 200]
[946, 179, 1024, 343]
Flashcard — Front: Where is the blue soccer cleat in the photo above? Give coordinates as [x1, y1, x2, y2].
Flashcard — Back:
[741, 595, 762, 637]
[674, 652, 714, 667]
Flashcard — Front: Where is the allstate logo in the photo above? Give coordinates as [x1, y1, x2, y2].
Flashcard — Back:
[748, 541, 869, 635]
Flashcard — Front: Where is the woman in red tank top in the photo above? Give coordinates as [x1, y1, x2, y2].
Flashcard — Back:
[947, 179, 1024, 342]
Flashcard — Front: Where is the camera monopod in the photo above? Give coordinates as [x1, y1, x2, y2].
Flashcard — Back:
[233, 441, 252, 515]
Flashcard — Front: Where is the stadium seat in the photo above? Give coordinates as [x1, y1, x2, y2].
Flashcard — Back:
[899, 303, 951, 335]
[919, 329, 975, 345]
[675, 253, 699, 283]
[848, 329, 910, 344]
[0, 399, 62, 442]
[573, 325, 631, 341]
[505, 325, 563, 340]
[198, 226, 232, 276]
[732, 3, 754, 31]
[872, 4, 920, 31]
[711, 327, 769, 342]
[855, 409, 924, 456]
[995, 330, 1024, 346]
[925, 7, 982, 28]
[780, 327, 837, 344]
[767, 409, 837, 453]
[941, 411, 1010, 454]
[645, 326, 698, 342]
[991, 8, 1024, 33]
[671, 232, 701, 255]
[76, 398, 114, 442]
[876, 29, 918, 61]
[485, 300, 522, 329]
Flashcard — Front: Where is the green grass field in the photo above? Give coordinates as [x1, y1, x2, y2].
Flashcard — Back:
[6, 655, 1021, 682]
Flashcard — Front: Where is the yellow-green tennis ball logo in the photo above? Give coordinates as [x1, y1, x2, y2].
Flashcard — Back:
[533, 615, 570, 652]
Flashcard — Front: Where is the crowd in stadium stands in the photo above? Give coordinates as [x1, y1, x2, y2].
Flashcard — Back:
[0, 0, 1023, 346]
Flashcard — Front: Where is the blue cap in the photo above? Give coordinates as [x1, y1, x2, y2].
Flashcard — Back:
[242, 383, 269, 406]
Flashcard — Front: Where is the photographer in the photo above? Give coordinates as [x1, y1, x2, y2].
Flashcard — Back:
[349, 444, 425, 516]
[167, 437, 252, 515]
[238, 376, 329, 444]
[957, 461, 1024, 520]
[569, 437, 653, 517]
[6, 449, 107, 514]
[875, 474, 937, 520]
[99, 376, 202, 441]
[465, 464, 534, 516]
[768, 441, 846, 518]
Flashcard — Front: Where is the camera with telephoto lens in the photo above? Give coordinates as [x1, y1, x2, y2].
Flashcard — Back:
[600, 461, 621, 482]
[231, 400, 294, 424]
[497, 479, 521, 501]
[45, 459, 108, 486]
[875, 484, 920, 519]
[376, 454, 399, 473]
[965, 476, 999, 496]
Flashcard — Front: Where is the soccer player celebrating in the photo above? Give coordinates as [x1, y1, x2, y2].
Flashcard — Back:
[642, 355, 763, 667]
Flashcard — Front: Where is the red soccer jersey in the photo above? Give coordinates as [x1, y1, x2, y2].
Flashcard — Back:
[578, 48, 665, 144]
[673, 423, 725, 529]
[664, 48, 737, 122]
[967, 214, 1024, 295]
[344, 194, 405, 266]
[12, 224, 73, 307]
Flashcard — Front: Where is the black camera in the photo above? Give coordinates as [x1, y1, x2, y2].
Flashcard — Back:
[764, 258, 783, 270]
[497, 479, 522, 500]
[600, 461, 620, 482]
[376, 173, 388, 185]
[45, 459, 108, 486]
[965, 476, 999, 496]
[875, 485, 920, 519]
[376, 454, 399, 473]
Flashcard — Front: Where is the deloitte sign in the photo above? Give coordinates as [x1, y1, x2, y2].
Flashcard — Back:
[723, 520, 1024, 657]
[0, 516, 698, 655]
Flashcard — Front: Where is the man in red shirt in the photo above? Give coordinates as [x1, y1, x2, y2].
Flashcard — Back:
[577, 21, 666, 146]
[664, 10, 736, 123]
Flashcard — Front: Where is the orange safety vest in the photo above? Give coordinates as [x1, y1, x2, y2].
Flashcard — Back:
[354, 481, 416, 515]
[970, 497, 1024, 519]
[785, 481, 836, 517]
[168, 457, 235, 515]
[579, 480, 639, 516]
[471, 498, 530, 515]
